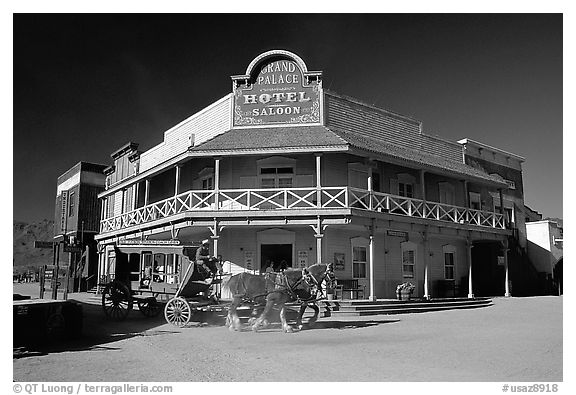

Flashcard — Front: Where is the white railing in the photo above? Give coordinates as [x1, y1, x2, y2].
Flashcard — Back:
[100, 187, 505, 233]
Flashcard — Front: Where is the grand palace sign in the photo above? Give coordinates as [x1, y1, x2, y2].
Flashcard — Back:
[232, 50, 323, 127]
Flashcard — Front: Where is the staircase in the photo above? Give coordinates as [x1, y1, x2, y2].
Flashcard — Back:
[322, 297, 492, 317]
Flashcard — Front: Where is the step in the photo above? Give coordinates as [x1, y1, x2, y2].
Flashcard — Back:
[321, 297, 492, 317]
[332, 299, 491, 312]
[328, 302, 493, 316]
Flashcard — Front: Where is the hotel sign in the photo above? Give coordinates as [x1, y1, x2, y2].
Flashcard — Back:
[233, 51, 322, 127]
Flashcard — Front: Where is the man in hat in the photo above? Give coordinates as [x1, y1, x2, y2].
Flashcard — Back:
[195, 239, 212, 279]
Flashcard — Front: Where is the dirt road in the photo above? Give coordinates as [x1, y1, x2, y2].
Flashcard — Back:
[12, 283, 562, 382]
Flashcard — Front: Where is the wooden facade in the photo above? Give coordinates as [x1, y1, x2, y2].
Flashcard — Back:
[95, 50, 531, 299]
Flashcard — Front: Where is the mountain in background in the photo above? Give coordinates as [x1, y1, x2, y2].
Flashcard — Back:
[13, 219, 54, 274]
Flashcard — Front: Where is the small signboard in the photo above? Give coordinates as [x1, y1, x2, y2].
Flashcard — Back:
[334, 252, 345, 271]
[387, 230, 408, 238]
[34, 241, 55, 249]
[118, 239, 181, 246]
[60, 190, 68, 233]
[64, 245, 83, 253]
[244, 251, 254, 271]
[298, 251, 308, 268]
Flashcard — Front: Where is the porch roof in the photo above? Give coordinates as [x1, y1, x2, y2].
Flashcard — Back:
[190, 125, 507, 187]
[190, 125, 349, 152]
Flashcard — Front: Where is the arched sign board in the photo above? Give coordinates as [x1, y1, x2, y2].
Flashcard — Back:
[232, 50, 323, 127]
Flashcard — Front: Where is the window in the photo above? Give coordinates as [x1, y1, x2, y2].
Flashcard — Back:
[401, 241, 417, 279]
[399, 183, 414, 198]
[260, 167, 294, 188]
[68, 191, 76, 217]
[444, 253, 455, 280]
[443, 245, 456, 280]
[402, 250, 415, 278]
[202, 177, 214, 190]
[438, 182, 455, 206]
[394, 173, 416, 198]
[352, 246, 367, 278]
[469, 192, 481, 210]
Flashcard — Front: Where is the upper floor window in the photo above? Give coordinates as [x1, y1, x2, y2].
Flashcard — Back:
[68, 191, 76, 217]
[438, 182, 455, 206]
[260, 167, 294, 188]
[469, 192, 481, 210]
[399, 183, 414, 198]
[394, 173, 416, 198]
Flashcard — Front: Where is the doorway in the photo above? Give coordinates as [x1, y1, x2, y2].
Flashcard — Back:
[260, 244, 292, 273]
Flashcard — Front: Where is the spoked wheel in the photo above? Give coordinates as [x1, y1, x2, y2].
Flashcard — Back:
[137, 299, 162, 317]
[164, 297, 194, 327]
[102, 281, 133, 321]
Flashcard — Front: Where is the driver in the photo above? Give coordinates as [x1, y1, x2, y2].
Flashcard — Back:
[195, 239, 213, 279]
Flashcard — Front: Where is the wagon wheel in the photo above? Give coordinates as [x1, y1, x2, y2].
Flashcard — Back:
[102, 281, 133, 321]
[137, 299, 162, 317]
[164, 297, 194, 327]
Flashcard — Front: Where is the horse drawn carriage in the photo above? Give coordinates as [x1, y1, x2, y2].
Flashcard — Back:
[100, 243, 224, 326]
[100, 242, 335, 332]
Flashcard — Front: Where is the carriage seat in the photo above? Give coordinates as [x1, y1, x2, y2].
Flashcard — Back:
[335, 279, 365, 300]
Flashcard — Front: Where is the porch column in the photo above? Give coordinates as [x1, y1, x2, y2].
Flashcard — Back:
[315, 234, 323, 265]
[315, 153, 322, 208]
[211, 236, 220, 259]
[144, 179, 150, 206]
[215, 158, 220, 209]
[467, 238, 474, 298]
[119, 189, 125, 214]
[369, 233, 376, 301]
[175, 165, 181, 196]
[502, 240, 511, 297]
[420, 170, 426, 217]
[367, 166, 373, 210]
[423, 231, 430, 300]
[100, 198, 106, 221]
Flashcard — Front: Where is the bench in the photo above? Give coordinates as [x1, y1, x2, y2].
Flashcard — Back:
[335, 279, 366, 300]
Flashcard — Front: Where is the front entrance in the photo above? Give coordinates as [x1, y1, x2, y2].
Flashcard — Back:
[260, 244, 292, 273]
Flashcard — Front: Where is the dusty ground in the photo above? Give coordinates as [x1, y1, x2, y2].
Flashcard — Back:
[12, 283, 562, 382]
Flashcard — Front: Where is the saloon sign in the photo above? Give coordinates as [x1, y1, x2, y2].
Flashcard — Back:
[233, 52, 322, 127]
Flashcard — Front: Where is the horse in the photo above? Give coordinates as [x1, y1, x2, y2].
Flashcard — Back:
[222, 263, 335, 333]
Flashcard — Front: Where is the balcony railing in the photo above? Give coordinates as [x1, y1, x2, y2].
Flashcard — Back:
[100, 187, 505, 233]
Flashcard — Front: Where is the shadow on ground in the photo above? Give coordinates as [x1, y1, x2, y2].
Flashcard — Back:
[13, 300, 179, 359]
[14, 298, 400, 358]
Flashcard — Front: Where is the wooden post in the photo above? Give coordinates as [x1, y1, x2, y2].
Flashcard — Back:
[369, 232, 375, 301]
[503, 240, 511, 297]
[467, 238, 474, 298]
[144, 179, 150, 206]
[423, 230, 430, 300]
[215, 158, 220, 210]
[315, 153, 322, 208]
[175, 165, 181, 196]
[420, 170, 427, 217]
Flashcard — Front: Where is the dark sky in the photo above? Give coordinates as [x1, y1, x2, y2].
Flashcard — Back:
[13, 14, 563, 222]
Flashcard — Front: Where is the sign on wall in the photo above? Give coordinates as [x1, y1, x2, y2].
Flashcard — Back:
[244, 251, 254, 271]
[60, 190, 68, 234]
[233, 51, 322, 127]
[298, 250, 308, 268]
[334, 252, 345, 271]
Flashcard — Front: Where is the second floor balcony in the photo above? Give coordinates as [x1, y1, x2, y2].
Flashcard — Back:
[99, 186, 506, 234]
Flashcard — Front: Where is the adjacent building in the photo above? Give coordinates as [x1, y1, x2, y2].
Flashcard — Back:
[526, 219, 563, 294]
[94, 49, 536, 299]
[54, 161, 107, 291]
